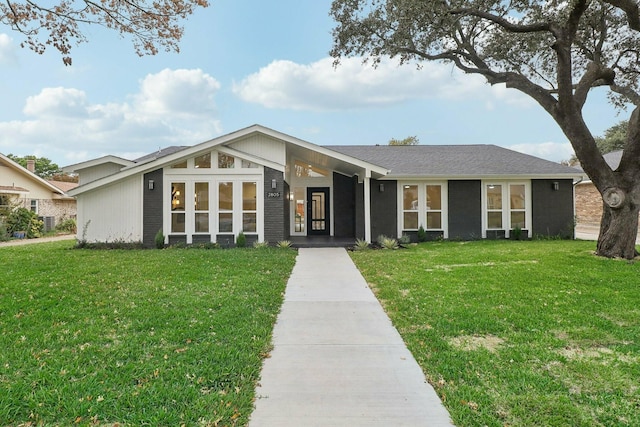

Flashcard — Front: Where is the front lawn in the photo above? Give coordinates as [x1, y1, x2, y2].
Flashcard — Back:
[351, 240, 640, 427]
[0, 241, 297, 426]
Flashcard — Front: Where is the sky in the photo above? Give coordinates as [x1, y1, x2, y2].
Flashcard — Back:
[0, 0, 626, 168]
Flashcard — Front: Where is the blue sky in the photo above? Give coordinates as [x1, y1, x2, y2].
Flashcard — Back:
[0, 0, 623, 168]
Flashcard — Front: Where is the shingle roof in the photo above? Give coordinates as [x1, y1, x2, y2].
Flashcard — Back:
[133, 146, 189, 164]
[325, 144, 581, 177]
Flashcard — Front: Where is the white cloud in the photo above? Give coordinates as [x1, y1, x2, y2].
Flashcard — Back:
[233, 56, 535, 111]
[508, 141, 575, 162]
[0, 33, 17, 65]
[0, 69, 222, 164]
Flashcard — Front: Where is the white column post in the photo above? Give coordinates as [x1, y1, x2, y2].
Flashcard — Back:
[364, 175, 371, 243]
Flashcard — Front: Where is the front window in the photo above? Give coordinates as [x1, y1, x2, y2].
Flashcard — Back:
[194, 182, 209, 233]
[218, 182, 233, 233]
[171, 183, 186, 233]
[402, 185, 419, 230]
[486, 184, 503, 229]
[426, 185, 442, 229]
[510, 184, 526, 229]
[294, 187, 305, 232]
[294, 160, 328, 178]
[194, 153, 211, 169]
[30, 199, 38, 214]
[242, 182, 257, 233]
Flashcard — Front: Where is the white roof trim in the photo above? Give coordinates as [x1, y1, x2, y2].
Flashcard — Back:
[62, 155, 135, 173]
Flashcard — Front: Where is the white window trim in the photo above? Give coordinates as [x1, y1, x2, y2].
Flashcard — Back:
[397, 181, 448, 238]
[481, 180, 532, 238]
[288, 159, 334, 236]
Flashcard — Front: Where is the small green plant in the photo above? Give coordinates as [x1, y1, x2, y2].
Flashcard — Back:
[76, 220, 91, 248]
[154, 228, 165, 249]
[511, 225, 523, 240]
[253, 240, 270, 249]
[236, 231, 247, 248]
[353, 238, 370, 251]
[417, 225, 427, 242]
[276, 240, 292, 249]
[379, 235, 399, 250]
[55, 218, 77, 234]
[398, 233, 411, 247]
[0, 222, 9, 242]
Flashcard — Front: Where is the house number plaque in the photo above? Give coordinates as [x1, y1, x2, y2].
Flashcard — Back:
[267, 192, 281, 198]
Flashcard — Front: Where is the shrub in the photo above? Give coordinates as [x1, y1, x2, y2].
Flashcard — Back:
[236, 231, 247, 248]
[0, 222, 9, 242]
[6, 207, 43, 238]
[276, 240, 292, 249]
[56, 218, 77, 234]
[154, 229, 165, 249]
[379, 235, 399, 250]
[353, 238, 370, 251]
[253, 240, 270, 249]
[417, 225, 427, 242]
[398, 234, 411, 247]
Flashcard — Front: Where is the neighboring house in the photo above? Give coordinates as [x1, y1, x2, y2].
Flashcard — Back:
[64, 125, 585, 247]
[574, 150, 626, 226]
[0, 153, 77, 229]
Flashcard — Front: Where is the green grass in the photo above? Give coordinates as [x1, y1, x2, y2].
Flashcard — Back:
[350, 240, 640, 427]
[0, 241, 297, 426]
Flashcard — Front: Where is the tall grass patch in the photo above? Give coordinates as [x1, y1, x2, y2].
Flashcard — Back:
[351, 240, 640, 426]
[0, 241, 296, 426]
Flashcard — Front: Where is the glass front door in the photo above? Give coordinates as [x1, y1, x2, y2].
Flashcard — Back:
[307, 187, 330, 235]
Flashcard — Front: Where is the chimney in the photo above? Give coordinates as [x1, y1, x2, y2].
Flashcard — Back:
[26, 159, 35, 173]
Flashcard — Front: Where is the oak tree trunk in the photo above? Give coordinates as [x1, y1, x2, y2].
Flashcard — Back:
[596, 197, 640, 259]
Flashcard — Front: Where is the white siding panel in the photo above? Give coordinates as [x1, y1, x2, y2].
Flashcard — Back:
[229, 134, 285, 165]
[77, 163, 124, 185]
[76, 175, 142, 242]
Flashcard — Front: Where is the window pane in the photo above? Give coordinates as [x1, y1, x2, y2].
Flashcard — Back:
[219, 213, 233, 233]
[195, 213, 209, 232]
[171, 160, 187, 168]
[403, 185, 418, 210]
[195, 153, 211, 169]
[403, 212, 418, 230]
[219, 182, 233, 210]
[511, 211, 526, 229]
[510, 184, 526, 209]
[171, 213, 185, 233]
[243, 213, 257, 232]
[243, 182, 257, 210]
[426, 185, 441, 210]
[195, 182, 209, 210]
[487, 185, 502, 209]
[427, 212, 442, 229]
[488, 212, 502, 229]
[241, 159, 259, 168]
[294, 160, 328, 177]
[218, 153, 235, 168]
[171, 183, 185, 211]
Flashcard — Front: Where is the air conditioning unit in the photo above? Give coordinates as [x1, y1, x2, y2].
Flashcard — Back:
[39, 216, 56, 232]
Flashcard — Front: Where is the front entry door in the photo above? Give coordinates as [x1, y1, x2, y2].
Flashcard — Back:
[307, 187, 330, 235]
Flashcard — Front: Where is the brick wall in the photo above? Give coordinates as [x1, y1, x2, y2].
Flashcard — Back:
[575, 183, 602, 225]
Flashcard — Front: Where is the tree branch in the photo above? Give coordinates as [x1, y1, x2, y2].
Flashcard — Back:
[602, 0, 640, 31]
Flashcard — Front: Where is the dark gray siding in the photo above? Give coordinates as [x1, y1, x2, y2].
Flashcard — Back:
[532, 179, 575, 238]
[448, 180, 482, 240]
[333, 172, 356, 237]
[142, 169, 163, 248]
[264, 167, 287, 243]
[370, 179, 397, 239]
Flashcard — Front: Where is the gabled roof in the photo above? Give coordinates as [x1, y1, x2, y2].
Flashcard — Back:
[68, 125, 389, 196]
[327, 144, 584, 179]
[62, 155, 135, 173]
[0, 153, 66, 196]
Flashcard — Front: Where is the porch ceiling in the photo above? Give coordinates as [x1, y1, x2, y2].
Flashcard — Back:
[287, 144, 387, 179]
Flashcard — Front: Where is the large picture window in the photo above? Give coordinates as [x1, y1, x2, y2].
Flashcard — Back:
[486, 184, 503, 229]
[194, 182, 209, 233]
[400, 183, 446, 232]
[171, 182, 186, 233]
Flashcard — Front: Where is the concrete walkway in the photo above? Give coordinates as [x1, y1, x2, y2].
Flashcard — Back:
[0, 234, 75, 247]
[249, 248, 454, 427]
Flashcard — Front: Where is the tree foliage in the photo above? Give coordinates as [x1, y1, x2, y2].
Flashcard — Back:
[331, 0, 640, 259]
[389, 135, 419, 145]
[0, 0, 209, 65]
[596, 121, 627, 154]
[7, 154, 61, 179]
